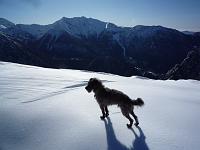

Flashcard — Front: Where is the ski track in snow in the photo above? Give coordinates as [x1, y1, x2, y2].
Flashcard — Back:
[22, 82, 88, 104]
[0, 61, 200, 150]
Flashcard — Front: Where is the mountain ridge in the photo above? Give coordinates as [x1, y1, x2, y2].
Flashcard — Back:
[2, 17, 198, 38]
[1, 17, 200, 79]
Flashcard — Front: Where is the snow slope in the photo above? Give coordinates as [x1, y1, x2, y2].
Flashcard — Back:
[0, 62, 200, 150]
[0, 25, 7, 29]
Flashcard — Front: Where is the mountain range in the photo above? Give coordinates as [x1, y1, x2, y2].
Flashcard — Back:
[0, 17, 200, 79]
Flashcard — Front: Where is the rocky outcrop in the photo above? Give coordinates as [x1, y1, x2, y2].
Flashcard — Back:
[164, 50, 200, 80]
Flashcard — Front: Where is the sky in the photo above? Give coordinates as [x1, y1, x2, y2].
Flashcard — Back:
[0, 0, 199, 31]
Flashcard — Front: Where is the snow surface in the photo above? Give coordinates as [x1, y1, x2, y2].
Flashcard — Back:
[0, 61, 200, 150]
[0, 25, 7, 29]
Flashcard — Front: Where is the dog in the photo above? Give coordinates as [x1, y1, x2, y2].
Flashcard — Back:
[85, 78, 144, 128]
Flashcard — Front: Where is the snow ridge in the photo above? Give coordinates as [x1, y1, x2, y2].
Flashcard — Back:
[1, 62, 200, 150]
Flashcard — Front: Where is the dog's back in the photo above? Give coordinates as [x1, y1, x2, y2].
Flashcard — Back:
[95, 87, 133, 107]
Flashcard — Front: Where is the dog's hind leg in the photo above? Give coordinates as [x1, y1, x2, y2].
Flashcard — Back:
[121, 109, 133, 128]
[105, 106, 109, 117]
[124, 114, 133, 128]
[131, 111, 139, 126]
[99, 105, 106, 120]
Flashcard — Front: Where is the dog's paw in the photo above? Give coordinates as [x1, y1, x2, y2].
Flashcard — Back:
[127, 124, 132, 128]
[134, 122, 139, 126]
[100, 116, 105, 120]
[105, 113, 109, 117]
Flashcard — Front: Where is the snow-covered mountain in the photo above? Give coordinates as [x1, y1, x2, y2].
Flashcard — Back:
[0, 17, 200, 79]
[0, 17, 199, 40]
[0, 18, 15, 29]
[52, 16, 107, 38]
[1, 17, 183, 40]
[8, 17, 120, 39]
[182, 31, 195, 35]
[0, 61, 200, 150]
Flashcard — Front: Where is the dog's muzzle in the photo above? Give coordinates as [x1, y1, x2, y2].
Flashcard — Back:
[85, 85, 92, 93]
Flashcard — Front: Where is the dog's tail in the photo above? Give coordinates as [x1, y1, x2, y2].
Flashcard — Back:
[132, 98, 144, 107]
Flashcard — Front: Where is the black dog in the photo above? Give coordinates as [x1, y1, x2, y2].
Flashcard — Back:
[85, 78, 144, 128]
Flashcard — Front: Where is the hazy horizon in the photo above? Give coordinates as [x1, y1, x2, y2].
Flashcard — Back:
[0, 0, 199, 31]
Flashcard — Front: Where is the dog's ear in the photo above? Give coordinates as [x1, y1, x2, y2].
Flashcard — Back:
[90, 78, 97, 81]
[89, 78, 99, 83]
[93, 78, 103, 86]
[89, 78, 94, 82]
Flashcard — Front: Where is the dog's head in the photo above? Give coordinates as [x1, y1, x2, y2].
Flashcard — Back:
[85, 78, 103, 93]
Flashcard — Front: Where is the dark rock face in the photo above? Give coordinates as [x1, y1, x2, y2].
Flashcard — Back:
[164, 50, 200, 80]
[0, 32, 50, 68]
[123, 26, 196, 73]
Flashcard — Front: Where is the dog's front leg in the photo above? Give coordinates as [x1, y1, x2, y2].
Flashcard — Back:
[105, 106, 109, 117]
[99, 105, 106, 120]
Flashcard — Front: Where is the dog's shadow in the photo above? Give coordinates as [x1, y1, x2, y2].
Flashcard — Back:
[103, 117, 149, 150]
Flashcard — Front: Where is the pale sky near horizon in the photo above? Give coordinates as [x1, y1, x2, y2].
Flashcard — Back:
[0, 0, 199, 31]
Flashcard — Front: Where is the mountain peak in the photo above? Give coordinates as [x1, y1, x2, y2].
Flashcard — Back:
[0, 18, 15, 28]
[57, 16, 106, 24]
[52, 16, 108, 38]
